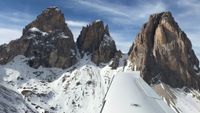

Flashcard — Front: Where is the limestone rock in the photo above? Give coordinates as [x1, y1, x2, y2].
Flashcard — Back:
[0, 7, 77, 68]
[109, 51, 122, 69]
[77, 20, 117, 65]
[129, 12, 200, 89]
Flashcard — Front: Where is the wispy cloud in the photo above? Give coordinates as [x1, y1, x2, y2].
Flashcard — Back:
[0, 11, 33, 24]
[174, 0, 200, 59]
[73, 0, 166, 23]
[74, 0, 130, 17]
[110, 32, 133, 52]
[68, 0, 167, 53]
[69, 27, 81, 41]
[66, 20, 89, 27]
[177, 0, 200, 16]
[1, 0, 199, 56]
[77, 0, 200, 56]
[66, 20, 89, 40]
[0, 10, 32, 44]
[0, 28, 21, 44]
[186, 32, 200, 60]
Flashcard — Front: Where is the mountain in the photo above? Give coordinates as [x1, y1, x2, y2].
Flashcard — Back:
[0, 6, 77, 69]
[129, 12, 200, 89]
[77, 20, 118, 65]
[0, 7, 122, 113]
[0, 7, 200, 113]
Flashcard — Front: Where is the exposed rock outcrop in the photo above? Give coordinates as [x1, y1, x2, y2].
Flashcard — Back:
[129, 12, 200, 89]
[109, 51, 122, 69]
[0, 84, 36, 113]
[0, 7, 77, 68]
[77, 20, 118, 65]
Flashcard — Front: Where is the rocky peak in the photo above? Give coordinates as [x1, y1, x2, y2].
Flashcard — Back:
[77, 20, 118, 65]
[23, 6, 70, 34]
[129, 11, 200, 89]
[0, 7, 77, 69]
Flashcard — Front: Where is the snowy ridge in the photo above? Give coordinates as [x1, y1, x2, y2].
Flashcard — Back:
[101, 72, 175, 113]
[153, 82, 200, 113]
[0, 55, 199, 113]
[172, 88, 200, 113]
[0, 84, 36, 113]
[0, 55, 125, 113]
[136, 77, 161, 99]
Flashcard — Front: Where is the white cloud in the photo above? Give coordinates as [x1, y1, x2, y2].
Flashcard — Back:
[0, 11, 33, 23]
[174, 0, 200, 59]
[116, 41, 132, 53]
[75, 0, 130, 17]
[0, 28, 21, 45]
[186, 33, 200, 47]
[0, 10, 33, 45]
[70, 0, 167, 53]
[73, 0, 166, 23]
[69, 27, 82, 41]
[177, 0, 200, 13]
[110, 32, 133, 53]
[66, 20, 89, 27]
[0, 11, 32, 45]
[185, 33, 200, 60]
[66, 20, 89, 40]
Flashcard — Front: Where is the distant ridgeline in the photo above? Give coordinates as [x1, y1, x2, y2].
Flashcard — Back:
[0, 7, 199, 90]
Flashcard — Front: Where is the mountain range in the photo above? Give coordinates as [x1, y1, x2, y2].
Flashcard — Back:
[0, 6, 200, 113]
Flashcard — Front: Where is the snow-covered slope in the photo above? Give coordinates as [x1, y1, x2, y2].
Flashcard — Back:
[0, 55, 127, 113]
[101, 72, 175, 113]
[0, 84, 36, 113]
[153, 83, 200, 113]
[0, 55, 199, 113]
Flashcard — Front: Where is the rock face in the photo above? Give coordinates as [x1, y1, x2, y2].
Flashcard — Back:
[129, 12, 200, 89]
[0, 7, 77, 68]
[109, 50, 122, 69]
[77, 20, 117, 65]
[0, 84, 36, 113]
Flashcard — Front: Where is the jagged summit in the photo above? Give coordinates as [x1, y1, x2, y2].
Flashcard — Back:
[77, 20, 110, 52]
[0, 7, 120, 68]
[23, 6, 72, 36]
[23, 6, 74, 41]
[0, 7, 200, 113]
[77, 20, 118, 65]
[129, 11, 200, 89]
[0, 7, 77, 68]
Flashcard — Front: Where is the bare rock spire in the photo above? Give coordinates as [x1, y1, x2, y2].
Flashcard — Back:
[129, 12, 200, 89]
[77, 20, 118, 65]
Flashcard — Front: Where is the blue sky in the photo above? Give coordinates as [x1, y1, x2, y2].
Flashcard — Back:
[0, 0, 200, 58]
